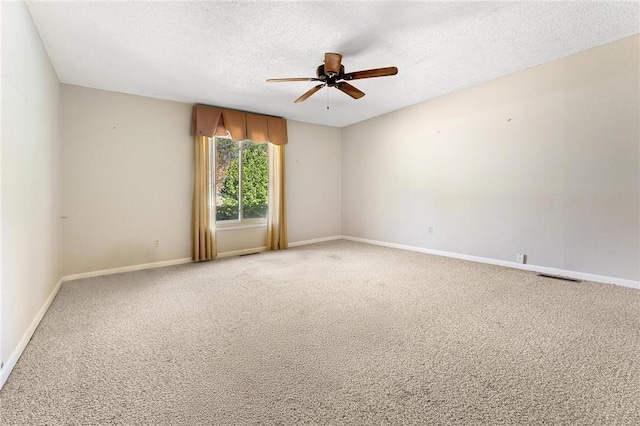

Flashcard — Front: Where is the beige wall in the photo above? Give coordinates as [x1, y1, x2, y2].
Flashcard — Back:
[1, 1, 63, 366]
[62, 86, 343, 274]
[62, 85, 193, 275]
[342, 35, 640, 282]
[286, 121, 342, 244]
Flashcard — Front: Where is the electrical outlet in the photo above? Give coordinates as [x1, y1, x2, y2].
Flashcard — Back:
[516, 253, 526, 264]
[154, 239, 160, 247]
[428, 226, 433, 234]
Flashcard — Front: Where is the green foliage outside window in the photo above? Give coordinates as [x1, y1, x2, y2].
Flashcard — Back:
[215, 138, 268, 221]
[240, 141, 269, 219]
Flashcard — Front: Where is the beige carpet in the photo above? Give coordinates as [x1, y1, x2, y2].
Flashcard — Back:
[1, 240, 639, 425]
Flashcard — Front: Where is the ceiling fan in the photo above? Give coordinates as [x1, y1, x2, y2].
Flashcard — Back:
[266, 53, 398, 103]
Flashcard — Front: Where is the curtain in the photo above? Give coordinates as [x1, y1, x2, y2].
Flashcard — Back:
[191, 104, 288, 254]
[192, 135, 216, 261]
[191, 104, 287, 145]
[267, 143, 288, 250]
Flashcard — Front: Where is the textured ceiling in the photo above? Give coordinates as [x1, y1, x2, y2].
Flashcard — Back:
[26, 1, 640, 128]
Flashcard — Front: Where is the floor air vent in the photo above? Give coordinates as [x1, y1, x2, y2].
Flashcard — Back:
[538, 273, 581, 283]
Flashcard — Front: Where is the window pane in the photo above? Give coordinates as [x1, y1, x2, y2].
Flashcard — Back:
[215, 138, 239, 221]
[241, 141, 268, 219]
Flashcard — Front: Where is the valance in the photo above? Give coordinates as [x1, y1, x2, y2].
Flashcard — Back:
[190, 104, 288, 145]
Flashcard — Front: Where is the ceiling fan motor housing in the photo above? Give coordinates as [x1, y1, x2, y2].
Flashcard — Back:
[317, 64, 345, 79]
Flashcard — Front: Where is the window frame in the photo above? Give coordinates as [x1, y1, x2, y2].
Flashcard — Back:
[213, 135, 269, 228]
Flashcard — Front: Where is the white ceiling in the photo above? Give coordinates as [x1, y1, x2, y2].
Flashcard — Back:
[26, 1, 640, 128]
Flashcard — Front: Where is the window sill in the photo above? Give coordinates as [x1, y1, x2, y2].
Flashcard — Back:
[216, 222, 267, 231]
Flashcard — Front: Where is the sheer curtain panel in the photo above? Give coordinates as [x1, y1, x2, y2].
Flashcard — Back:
[192, 135, 216, 261]
[267, 143, 288, 250]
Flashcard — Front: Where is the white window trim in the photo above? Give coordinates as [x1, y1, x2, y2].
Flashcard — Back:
[215, 222, 267, 231]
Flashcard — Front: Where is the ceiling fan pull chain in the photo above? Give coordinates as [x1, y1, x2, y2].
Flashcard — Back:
[327, 88, 330, 110]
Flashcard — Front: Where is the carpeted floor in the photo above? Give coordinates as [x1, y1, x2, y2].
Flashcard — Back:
[1, 240, 639, 425]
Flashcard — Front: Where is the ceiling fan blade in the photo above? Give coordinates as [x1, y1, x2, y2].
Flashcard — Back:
[266, 77, 321, 83]
[294, 84, 325, 103]
[342, 66, 398, 80]
[324, 52, 343, 75]
[336, 82, 365, 99]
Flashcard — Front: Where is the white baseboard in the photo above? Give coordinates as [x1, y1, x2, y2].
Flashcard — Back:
[216, 247, 267, 258]
[0, 278, 64, 390]
[342, 236, 640, 290]
[288, 235, 343, 247]
[63, 258, 193, 282]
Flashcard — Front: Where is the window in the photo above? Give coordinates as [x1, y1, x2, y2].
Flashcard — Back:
[214, 136, 268, 224]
